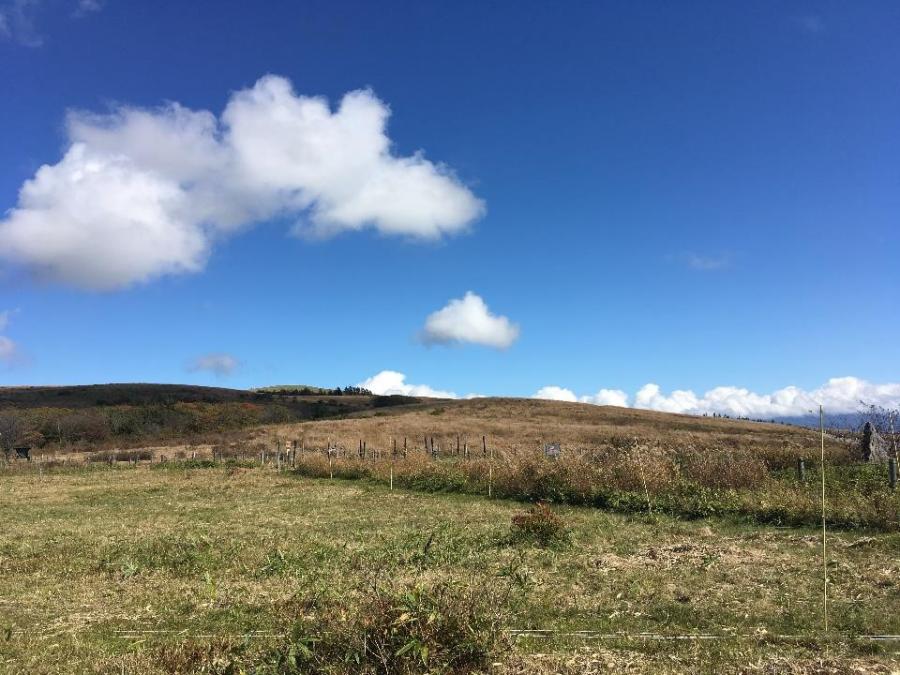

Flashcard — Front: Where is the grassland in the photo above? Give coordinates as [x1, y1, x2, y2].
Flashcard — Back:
[1, 462, 898, 673]
[234, 399, 899, 532]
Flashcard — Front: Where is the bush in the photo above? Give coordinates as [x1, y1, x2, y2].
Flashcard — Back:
[510, 502, 569, 546]
[276, 579, 509, 674]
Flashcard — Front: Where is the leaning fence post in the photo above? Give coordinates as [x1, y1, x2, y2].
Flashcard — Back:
[889, 457, 897, 490]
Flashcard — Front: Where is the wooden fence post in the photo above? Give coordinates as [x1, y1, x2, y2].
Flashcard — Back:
[488, 442, 494, 498]
[797, 458, 806, 482]
[890, 457, 897, 490]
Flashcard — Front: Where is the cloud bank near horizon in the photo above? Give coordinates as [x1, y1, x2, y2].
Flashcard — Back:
[356, 370, 899, 417]
[0, 75, 483, 290]
[533, 376, 900, 417]
[358, 370, 458, 399]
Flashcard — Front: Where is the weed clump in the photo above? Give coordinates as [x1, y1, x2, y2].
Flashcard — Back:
[510, 502, 569, 547]
[276, 579, 509, 674]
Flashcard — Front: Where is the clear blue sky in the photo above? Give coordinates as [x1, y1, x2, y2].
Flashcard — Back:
[0, 0, 898, 415]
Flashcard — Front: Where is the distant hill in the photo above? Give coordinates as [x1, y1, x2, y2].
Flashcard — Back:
[253, 384, 332, 395]
[0, 383, 267, 409]
[251, 384, 373, 396]
[0, 383, 422, 450]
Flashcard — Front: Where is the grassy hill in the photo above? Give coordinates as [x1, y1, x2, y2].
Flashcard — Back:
[0, 383, 266, 408]
[0, 383, 422, 450]
[254, 396, 842, 464]
[1, 392, 896, 672]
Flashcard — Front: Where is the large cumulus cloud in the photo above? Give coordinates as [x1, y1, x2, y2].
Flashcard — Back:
[0, 75, 484, 290]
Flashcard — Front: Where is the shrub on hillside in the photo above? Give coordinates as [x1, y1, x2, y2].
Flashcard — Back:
[510, 502, 569, 546]
[277, 579, 509, 674]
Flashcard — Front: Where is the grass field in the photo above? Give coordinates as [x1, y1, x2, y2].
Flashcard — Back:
[1, 463, 898, 673]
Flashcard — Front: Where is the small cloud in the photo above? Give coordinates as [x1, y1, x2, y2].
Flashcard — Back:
[357, 370, 456, 398]
[796, 15, 825, 34]
[677, 252, 730, 271]
[420, 291, 519, 349]
[0, 0, 44, 47]
[187, 352, 239, 377]
[75, 0, 102, 13]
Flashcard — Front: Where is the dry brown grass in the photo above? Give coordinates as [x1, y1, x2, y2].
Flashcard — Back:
[248, 398, 850, 469]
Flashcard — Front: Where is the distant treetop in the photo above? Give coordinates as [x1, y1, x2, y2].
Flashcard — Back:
[252, 385, 373, 396]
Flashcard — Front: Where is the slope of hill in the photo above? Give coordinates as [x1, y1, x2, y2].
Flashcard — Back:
[0, 383, 265, 408]
[253, 396, 844, 464]
[0, 383, 423, 449]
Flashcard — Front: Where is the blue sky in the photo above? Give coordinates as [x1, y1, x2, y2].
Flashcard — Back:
[0, 0, 898, 416]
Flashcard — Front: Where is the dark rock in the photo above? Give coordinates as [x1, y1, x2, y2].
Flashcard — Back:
[860, 422, 890, 463]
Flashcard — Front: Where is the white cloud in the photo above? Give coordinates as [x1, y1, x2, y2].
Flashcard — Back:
[421, 291, 519, 349]
[0, 0, 42, 47]
[358, 370, 456, 398]
[533, 385, 578, 402]
[533, 385, 628, 407]
[76, 0, 102, 13]
[637, 377, 900, 417]
[0, 75, 484, 290]
[534, 377, 900, 417]
[685, 253, 729, 271]
[187, 353, 239, 377]
[582, 388, 630, 407]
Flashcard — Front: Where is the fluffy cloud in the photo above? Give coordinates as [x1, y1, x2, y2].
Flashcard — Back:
[534, 376, 900, 417]
[635, 377, 900, 417]
[358, 370, 456, 398]
[0, 75, 484, 290]
[533, 385, 628, 407]
[187, 353, 239, 377]
[583, 389, 630, 407]
[421, 292, 519, 349]
[533, 385, 578, 402]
